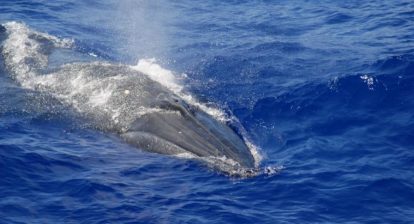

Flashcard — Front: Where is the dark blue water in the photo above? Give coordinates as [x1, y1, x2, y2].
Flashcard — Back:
[1, 0, 414, 223]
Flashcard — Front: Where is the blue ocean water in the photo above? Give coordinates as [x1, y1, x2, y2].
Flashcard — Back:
[1, 0, 414, 223]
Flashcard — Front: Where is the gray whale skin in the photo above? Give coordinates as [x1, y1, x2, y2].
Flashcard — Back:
[121, 95, 256, 169]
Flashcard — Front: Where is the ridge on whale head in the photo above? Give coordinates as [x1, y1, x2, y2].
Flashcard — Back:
[0, 22, 259, 176]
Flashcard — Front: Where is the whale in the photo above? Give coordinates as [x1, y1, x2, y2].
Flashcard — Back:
[0, 22, 258, 176]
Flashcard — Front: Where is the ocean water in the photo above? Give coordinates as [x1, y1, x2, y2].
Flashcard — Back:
[1, 0, 414, 223]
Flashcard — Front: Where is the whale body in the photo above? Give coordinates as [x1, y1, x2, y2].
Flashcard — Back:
[0, 22, 258, 176]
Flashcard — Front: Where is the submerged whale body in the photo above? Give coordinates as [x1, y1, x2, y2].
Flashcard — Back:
[0, 22, 258, 176]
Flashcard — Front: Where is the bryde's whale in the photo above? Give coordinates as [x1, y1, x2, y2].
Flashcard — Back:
[0, 22, 259, 176]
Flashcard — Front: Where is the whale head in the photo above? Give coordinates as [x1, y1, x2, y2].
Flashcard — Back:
[121, 96, 256, 170]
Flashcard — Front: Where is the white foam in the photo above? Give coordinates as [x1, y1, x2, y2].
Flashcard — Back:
[88, 52, 98, 57]
[2, 21, 73, 84]
[88, 85, 114, 107]
[245, 140, 263, 167]
[360, 74, 376, 90]
[175, 152, 197, 159]
[131, 58, 228, 122]
[131, 58, 183, 93]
